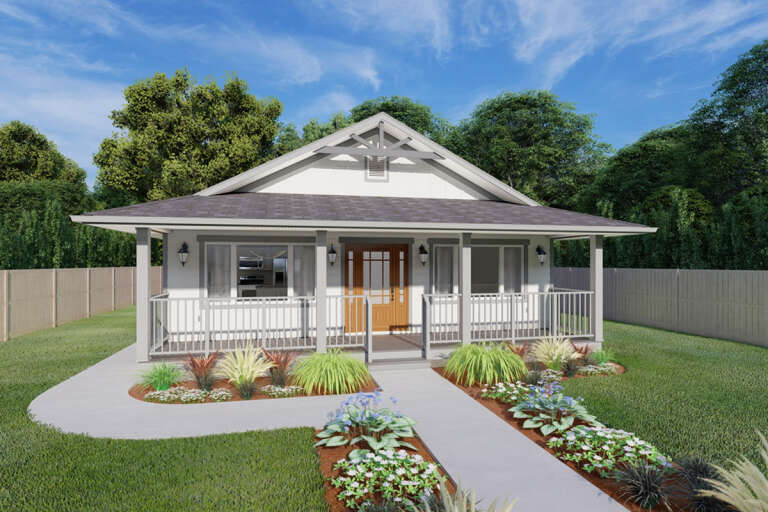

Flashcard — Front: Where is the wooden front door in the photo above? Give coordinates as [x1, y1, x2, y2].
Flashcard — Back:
[345, 245, 409, 332]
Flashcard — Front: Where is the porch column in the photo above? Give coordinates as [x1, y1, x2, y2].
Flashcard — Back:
[135, 227, 151, 363]
[315, 230, 327, 352]
[589, 235, 604, 343]
[459, 233, 472, 343]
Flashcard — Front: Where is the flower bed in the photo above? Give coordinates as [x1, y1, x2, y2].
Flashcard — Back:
[434, 367, 684, 512]
[129, 376, 379, 404]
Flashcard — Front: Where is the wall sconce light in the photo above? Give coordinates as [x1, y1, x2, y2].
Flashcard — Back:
[328, 244, 337, 266]
[418, 244, 429, 265]
[178, 242, 189, 266]
[536, 245, 547, 265]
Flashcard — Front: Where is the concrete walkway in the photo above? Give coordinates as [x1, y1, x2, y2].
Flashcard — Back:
[29, 347, 625, 511]
[370, 367, 626, 512]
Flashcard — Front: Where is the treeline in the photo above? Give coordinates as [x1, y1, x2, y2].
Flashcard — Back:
[2, 40, 766, 270]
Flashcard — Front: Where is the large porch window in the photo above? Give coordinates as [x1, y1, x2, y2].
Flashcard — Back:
[432, 244, 524, 294]
[205, 242, 315, 298]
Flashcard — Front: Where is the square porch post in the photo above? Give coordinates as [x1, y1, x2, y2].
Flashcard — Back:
[589, 235, 604, 343]
[459, 233, 472, 343]
[135, 227, 151, 363]
[315, 230, 327, 352]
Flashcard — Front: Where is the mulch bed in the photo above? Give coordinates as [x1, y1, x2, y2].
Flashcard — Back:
[432, 367, 690, 512]
[129, 377, 379, 403]
[316, 432, 455, 512]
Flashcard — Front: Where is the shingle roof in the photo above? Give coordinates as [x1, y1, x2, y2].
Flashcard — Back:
[79, 192, 650, 231]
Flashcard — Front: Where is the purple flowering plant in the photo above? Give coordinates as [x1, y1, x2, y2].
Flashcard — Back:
[509, 382, 598, 436]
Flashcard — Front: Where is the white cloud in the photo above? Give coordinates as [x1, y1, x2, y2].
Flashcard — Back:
[298, 90, 357, 120]
[0, 1, 40, 24]
[461, 0, 768, 88]
[313, 0, 453, 57]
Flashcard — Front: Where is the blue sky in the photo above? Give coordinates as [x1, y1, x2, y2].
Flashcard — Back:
[1, 1, 767, 187]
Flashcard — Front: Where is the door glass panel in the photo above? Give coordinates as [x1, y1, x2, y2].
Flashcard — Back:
[399, 251, 405, 303]
[347, 251, 354, 294]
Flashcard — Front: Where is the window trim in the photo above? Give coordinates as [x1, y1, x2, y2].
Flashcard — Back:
[431, 243, 526, 295]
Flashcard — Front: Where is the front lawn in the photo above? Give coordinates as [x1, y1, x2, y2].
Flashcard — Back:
[561, 321, 768, 468]
[0, 307, 328, 511]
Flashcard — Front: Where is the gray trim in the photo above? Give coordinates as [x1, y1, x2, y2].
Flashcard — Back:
[161, 233, 168, 292]
[196, 235, 314, 243]
[339, 237, 415, 245]
[473, 238, 530, 246]
[427, 238, 459, 245]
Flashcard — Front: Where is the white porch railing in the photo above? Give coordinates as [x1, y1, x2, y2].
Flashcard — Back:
[422, 289, 594, 353]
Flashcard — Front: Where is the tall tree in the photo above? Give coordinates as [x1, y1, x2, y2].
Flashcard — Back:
[349, 96, 450, 142]
[447, 91, 610, 209]
[94, 69, 282, 201]
[0, 120, 86, 184]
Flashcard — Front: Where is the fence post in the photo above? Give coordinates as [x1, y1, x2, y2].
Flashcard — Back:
[422, 295, 429, 356]
[51, 269, 57, 328]
[365, 297, 373, 363]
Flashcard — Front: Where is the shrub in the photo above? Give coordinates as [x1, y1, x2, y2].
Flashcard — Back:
[316, 391, 416, 456]
[292, 348, 370, 395]
[700, 432, 768, 512]
[183, 351, 220, 391]
[505, 341, 529, 359]
[331, 449, 442, 510]
[563, 357, 581, 377]
[417, 480, 517, 512]
[570, 340, 591, 357]
[510, 382, 597, 436]
[139, 362, 184, 391]
[217, 346, 274, 399]
[614, 462, 671, 510]
[531, 337, 578, 370]
[263, 349, 299, 386]
[672, 456, 730, 512]
[547, 425, 670, 478]
[443, 343, 527, 387]
[586, 349, 615, 366]
[523, 369, 542, 385]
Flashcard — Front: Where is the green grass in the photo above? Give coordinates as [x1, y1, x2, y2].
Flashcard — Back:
[0, 307, 328, 511]
[562, 321, 768, 468]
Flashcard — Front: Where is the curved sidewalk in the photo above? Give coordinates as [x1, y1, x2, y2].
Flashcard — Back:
[30, 346, 626, 511]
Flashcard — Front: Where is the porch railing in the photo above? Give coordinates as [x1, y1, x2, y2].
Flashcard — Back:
[422, 289, 594, 352]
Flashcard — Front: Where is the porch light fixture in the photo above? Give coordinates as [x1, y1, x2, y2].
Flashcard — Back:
[328, 244, 337, 266]
[418, 244, 429, 265]
[178, 242, 189, 266]
[536, 245, 547, 265]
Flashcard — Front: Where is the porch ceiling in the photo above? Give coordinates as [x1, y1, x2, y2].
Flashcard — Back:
[72, 192, 655, 236]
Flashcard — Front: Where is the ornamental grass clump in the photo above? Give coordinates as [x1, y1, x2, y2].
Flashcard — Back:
[183, 351, 220, 391]
[417, 480, 517, 512]
[263, 349, 299, 386]
[671, 456, 730, 512]
[292, 348, 370, 395]
[531, 336, 578, 371]
[139, 362, 184, 391]
[700, 432, 768, 512]
[443, 342, 527, 387]
[216, 346, 274, 399]
[614, 461, 672, 510]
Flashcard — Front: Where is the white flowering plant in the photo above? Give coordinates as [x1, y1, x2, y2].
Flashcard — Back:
[144, 386, 232, 403]
[260, 384, 304, 398]
[480, 381, 532, 405]
[546, 425, 670, 479]
[538, 368, 564, 384]
[577, 364, 617, 377]
[331, 449, 442, 511]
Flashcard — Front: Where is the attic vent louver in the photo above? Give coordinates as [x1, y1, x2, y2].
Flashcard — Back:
[366, 155, 388, 179]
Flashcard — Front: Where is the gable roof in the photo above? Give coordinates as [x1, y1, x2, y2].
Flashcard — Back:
[195, 112, 539, 206]
[73, 192, 655, 236]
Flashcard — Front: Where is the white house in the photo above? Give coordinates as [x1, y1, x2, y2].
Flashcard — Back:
[73, 112, 655, 364]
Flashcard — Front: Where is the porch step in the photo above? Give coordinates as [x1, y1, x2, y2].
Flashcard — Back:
[370, 348, 423, 361]
[368, 358, 431, 371]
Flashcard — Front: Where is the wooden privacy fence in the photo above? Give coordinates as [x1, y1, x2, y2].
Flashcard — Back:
[0, 266, 162, 342]
[553, 267, 768, 347]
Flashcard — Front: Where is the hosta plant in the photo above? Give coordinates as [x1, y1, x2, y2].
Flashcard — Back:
[443, 342, 527, 387]
[316, 390, 416, 457]
[417, 480, 517, 512]
[216, 346, 274, 399]
[331, 449, 442, 511]
[139, 362, 184, 391]
[510, 382, 597, 436]
[614, 461, 672, 510]
[292, 348, 371, 395]
[547, 425, 669, 478]
[531, 337, 578, 371]
[183, 351, 220, 391]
